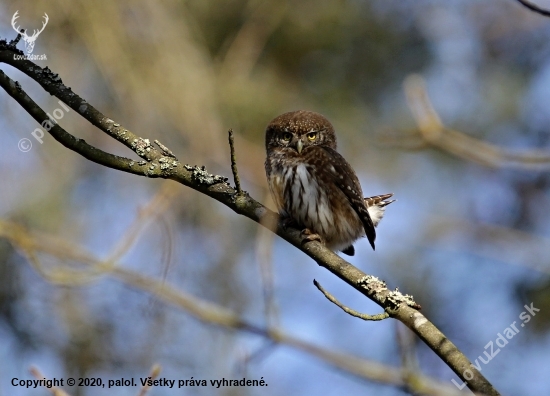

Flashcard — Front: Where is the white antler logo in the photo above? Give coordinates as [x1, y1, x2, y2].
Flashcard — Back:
[11, 11, 49, 54]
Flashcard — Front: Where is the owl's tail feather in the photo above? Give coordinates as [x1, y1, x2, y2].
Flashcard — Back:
[364, 193, 395, 228]
[341, 193, 395, 256]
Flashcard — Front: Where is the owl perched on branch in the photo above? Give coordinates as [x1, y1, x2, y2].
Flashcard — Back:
[265, 110, 394, 256]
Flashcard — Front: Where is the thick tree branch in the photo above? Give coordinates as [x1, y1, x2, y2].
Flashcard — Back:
[0, 42, 499, 395]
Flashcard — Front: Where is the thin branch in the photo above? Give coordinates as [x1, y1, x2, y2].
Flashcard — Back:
[107, 181, 178, 264]
[314, 279, 389, 321]
[425, 214, 550, 275]
[515, 0, 550, 17]
[236, 341, 277, 374]
[0, 220, 470, 396]
[396, 322, 422, 394]
[228, 128, 243, 194]
[404, 74, 550, 170]
[137, 364, 162, 396]
[0, 43, 499, 396]
[29, 367, 71, 396]
[221, 2, 288, 78]
[255, 206, 280, 326]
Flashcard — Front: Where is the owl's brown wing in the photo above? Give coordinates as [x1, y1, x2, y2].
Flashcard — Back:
[318, 147, 376, 250]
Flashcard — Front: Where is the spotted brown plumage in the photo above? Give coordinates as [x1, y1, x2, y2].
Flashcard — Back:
[265, 110, 394, 255]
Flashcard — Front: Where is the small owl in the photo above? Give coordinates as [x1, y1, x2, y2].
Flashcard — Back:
[265, 110, 393, 255]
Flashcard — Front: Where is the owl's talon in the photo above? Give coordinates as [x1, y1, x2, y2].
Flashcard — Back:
[300, 228, 323, 245]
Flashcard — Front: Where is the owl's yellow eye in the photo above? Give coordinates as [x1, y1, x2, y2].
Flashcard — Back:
[307, 132, 317, 141]
[281, 132, 292, 142]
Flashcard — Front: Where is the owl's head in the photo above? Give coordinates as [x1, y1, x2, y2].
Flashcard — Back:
[265, 110, 337, 154]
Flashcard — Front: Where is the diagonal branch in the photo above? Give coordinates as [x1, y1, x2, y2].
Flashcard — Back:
[137, 364, 162, 396]
[0, 69, 150, 175]
[404, 74, 550, 170]
[0, 41, 499, 396]
[0, 219, 470, 396]
[30, 367, 72, 396]
[515, 0, 550, 17]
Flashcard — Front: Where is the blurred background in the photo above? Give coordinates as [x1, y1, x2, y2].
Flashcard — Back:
[1, 0, 550, 394]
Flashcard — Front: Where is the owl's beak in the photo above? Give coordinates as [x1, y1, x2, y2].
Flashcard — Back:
[296, 139, 304, 154]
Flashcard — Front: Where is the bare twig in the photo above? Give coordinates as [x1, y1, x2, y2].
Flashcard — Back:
[228, 129, 243, 194]
[424, 215, 550, 275]
[515, 0, 550, 17]
[107, 181, 178, 264]
[255, 209, 279, 326]
[235, 341, 277, 375]
[137, 364, 162, 396]
[221, 2, 288, 78]
[314, 280, 389, 321]
[396, 322, 421, 394]
[404, 74, 550, 170]
[29, 367, 71, 396]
